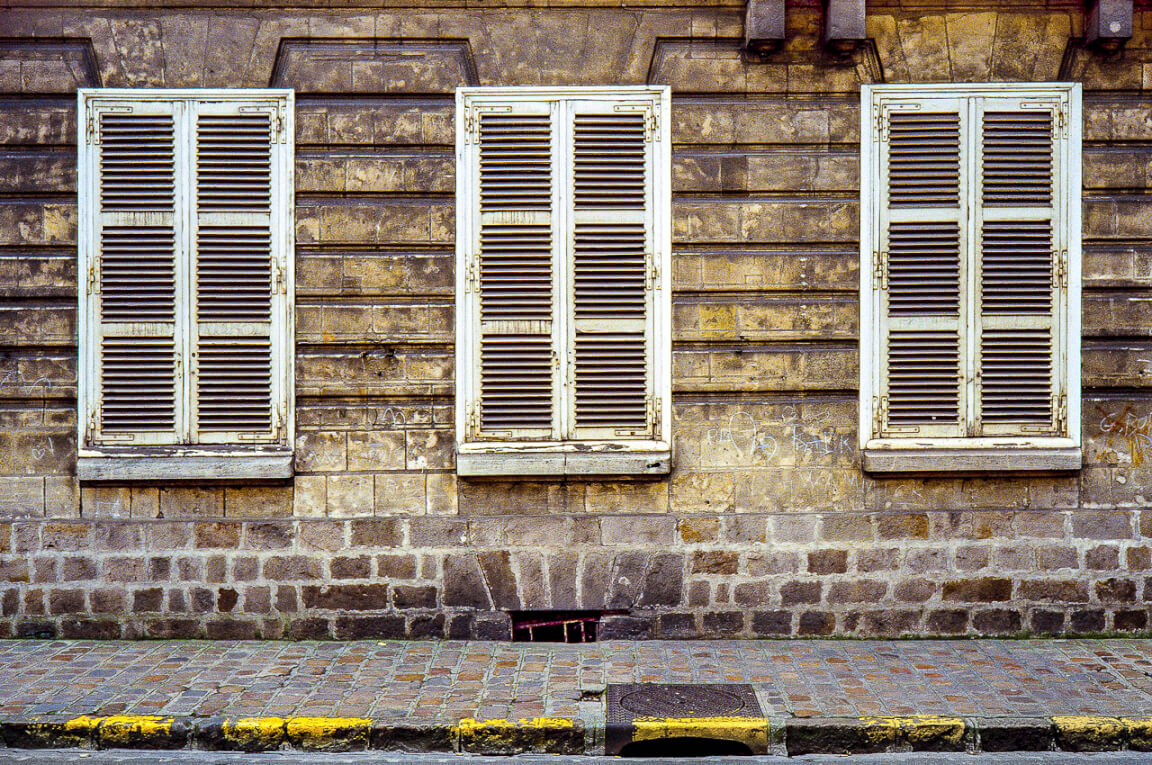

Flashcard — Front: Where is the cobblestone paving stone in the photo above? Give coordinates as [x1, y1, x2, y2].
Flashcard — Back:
[2, 639, 1152, 721]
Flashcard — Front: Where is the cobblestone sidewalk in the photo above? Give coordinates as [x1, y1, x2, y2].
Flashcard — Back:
[3, 638, 1152, 722]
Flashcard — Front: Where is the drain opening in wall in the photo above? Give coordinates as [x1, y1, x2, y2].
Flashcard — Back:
[510, 610, 606, 643]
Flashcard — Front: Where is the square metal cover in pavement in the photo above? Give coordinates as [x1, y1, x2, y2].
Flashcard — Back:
[605, 683, 767, 756]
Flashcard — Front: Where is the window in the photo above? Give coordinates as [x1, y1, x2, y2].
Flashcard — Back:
[77, 90, 295, 480]
[455, 87, 671, 477]
[860, 83, 1082, 473]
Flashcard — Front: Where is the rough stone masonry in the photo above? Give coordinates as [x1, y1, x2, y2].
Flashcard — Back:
[2, 1, 1152, 639]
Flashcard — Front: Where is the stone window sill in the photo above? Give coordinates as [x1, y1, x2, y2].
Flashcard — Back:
[863, 439, 1081, 474]
[78, 448, 294, 481]
[457, 441, 671, 478]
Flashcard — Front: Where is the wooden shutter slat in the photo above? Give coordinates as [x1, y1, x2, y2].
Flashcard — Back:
[476, 108, 557, 438]
[878, 100, 967, 437]
[92, 104, 181, 444]
[569, 106, 651, 439]
[887, 112, 961, 208]
[191, 105, 278, 443]
[98, 114, 176, 212]
[975, 99, 1061, 435]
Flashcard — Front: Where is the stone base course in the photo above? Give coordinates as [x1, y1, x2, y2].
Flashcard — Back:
[2, 511, 1151, 639]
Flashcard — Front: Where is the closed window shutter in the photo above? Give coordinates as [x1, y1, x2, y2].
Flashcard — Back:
[876, 99, 968, 438]
[469, 102, 561, 440]
[90, 101, 183, 444]
[190, 101, 284, 444]
[567, 100, 654, 439]
[974, 97, 1065, 436]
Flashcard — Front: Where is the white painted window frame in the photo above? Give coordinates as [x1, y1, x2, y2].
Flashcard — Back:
[859, 82, 1082, 473]
[455, 86, 672, 478]
[76, 89, 296, 481]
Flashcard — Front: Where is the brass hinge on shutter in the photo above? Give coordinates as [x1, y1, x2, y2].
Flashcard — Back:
[87, 106, 98, 145]
[464, 110, 479, 145]
[86, 264, 97, 295]
[274, 106, 287, 144]
[270, 403, 284, 441]
[86, 407, 99, 444]
[1054, 393, 1068, 434]
[645, 110, 658, 143]
[467, 401, 481, 438]
[271, 260, 287, 294]
[466, 257, 481, 293]
[646, 254, 660, 290]
[647, 395, 662, 434]
[875, 110, 888, 142]
[1052, 250, 1068, 289]
[1054, 108, 1066, 139]
[873, 395, 886, 436]
[873, 251, 888, 290]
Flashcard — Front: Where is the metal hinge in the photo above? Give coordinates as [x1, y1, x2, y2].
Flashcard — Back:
[271, 403, 284, 440]
[873, 395, 885, 435]
[275, 105, 288, 144]
[1052, 250, 1068, 289]
[647, 395, 662, 432]
[467, 401, 481, 437]
[87, 106, 98, 145]
[464, 256, 479, 293]
[873, 250, 888, 290]
[1055, 392, 1068, 434]
[86, 407, 99, 443]
[646, 254, 660, 290]
[876, 110, 888, 142]
[464, 110, 479, 144]
[271, 260, 287, 294]
[1054, 108, 1066, 138]
[645, 110, 658, 142]
[87, 263, 97, 295]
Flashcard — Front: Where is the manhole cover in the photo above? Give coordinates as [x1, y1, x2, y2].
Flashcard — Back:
[605, 683, 764, 756]
[618, 685, 750, 717]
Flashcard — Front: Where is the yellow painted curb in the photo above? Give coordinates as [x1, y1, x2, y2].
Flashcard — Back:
[1053, 715, 1126, 751]
[285, 717, 371, 752]
[453, 716, 581, 754]
[1121, 717, 1152, 751]
[97, 715, 177, 748]
[221, 717, 286, 750]
[859, 715, 966, 749]
[631, 716, 770, 754]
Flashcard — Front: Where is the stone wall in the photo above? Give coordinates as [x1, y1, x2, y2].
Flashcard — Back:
[2, 0, 1152, 639]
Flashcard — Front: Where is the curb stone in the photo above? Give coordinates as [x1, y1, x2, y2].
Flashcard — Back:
[2, 713, 1152, 754]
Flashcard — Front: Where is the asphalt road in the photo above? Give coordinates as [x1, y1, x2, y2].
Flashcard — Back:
[0, 751, 1149, 764]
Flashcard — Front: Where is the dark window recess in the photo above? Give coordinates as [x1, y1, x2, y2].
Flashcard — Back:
[510, 610, 608, 643]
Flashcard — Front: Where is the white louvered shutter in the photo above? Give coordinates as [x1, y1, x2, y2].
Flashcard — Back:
[876, 98, 969, 438]
[566, 100, 655, 439]
[471, 102, 561, 439]
[973, 96, 1066, 436]
[90, 101, 184, 444]
[190, 100, 286, 444]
